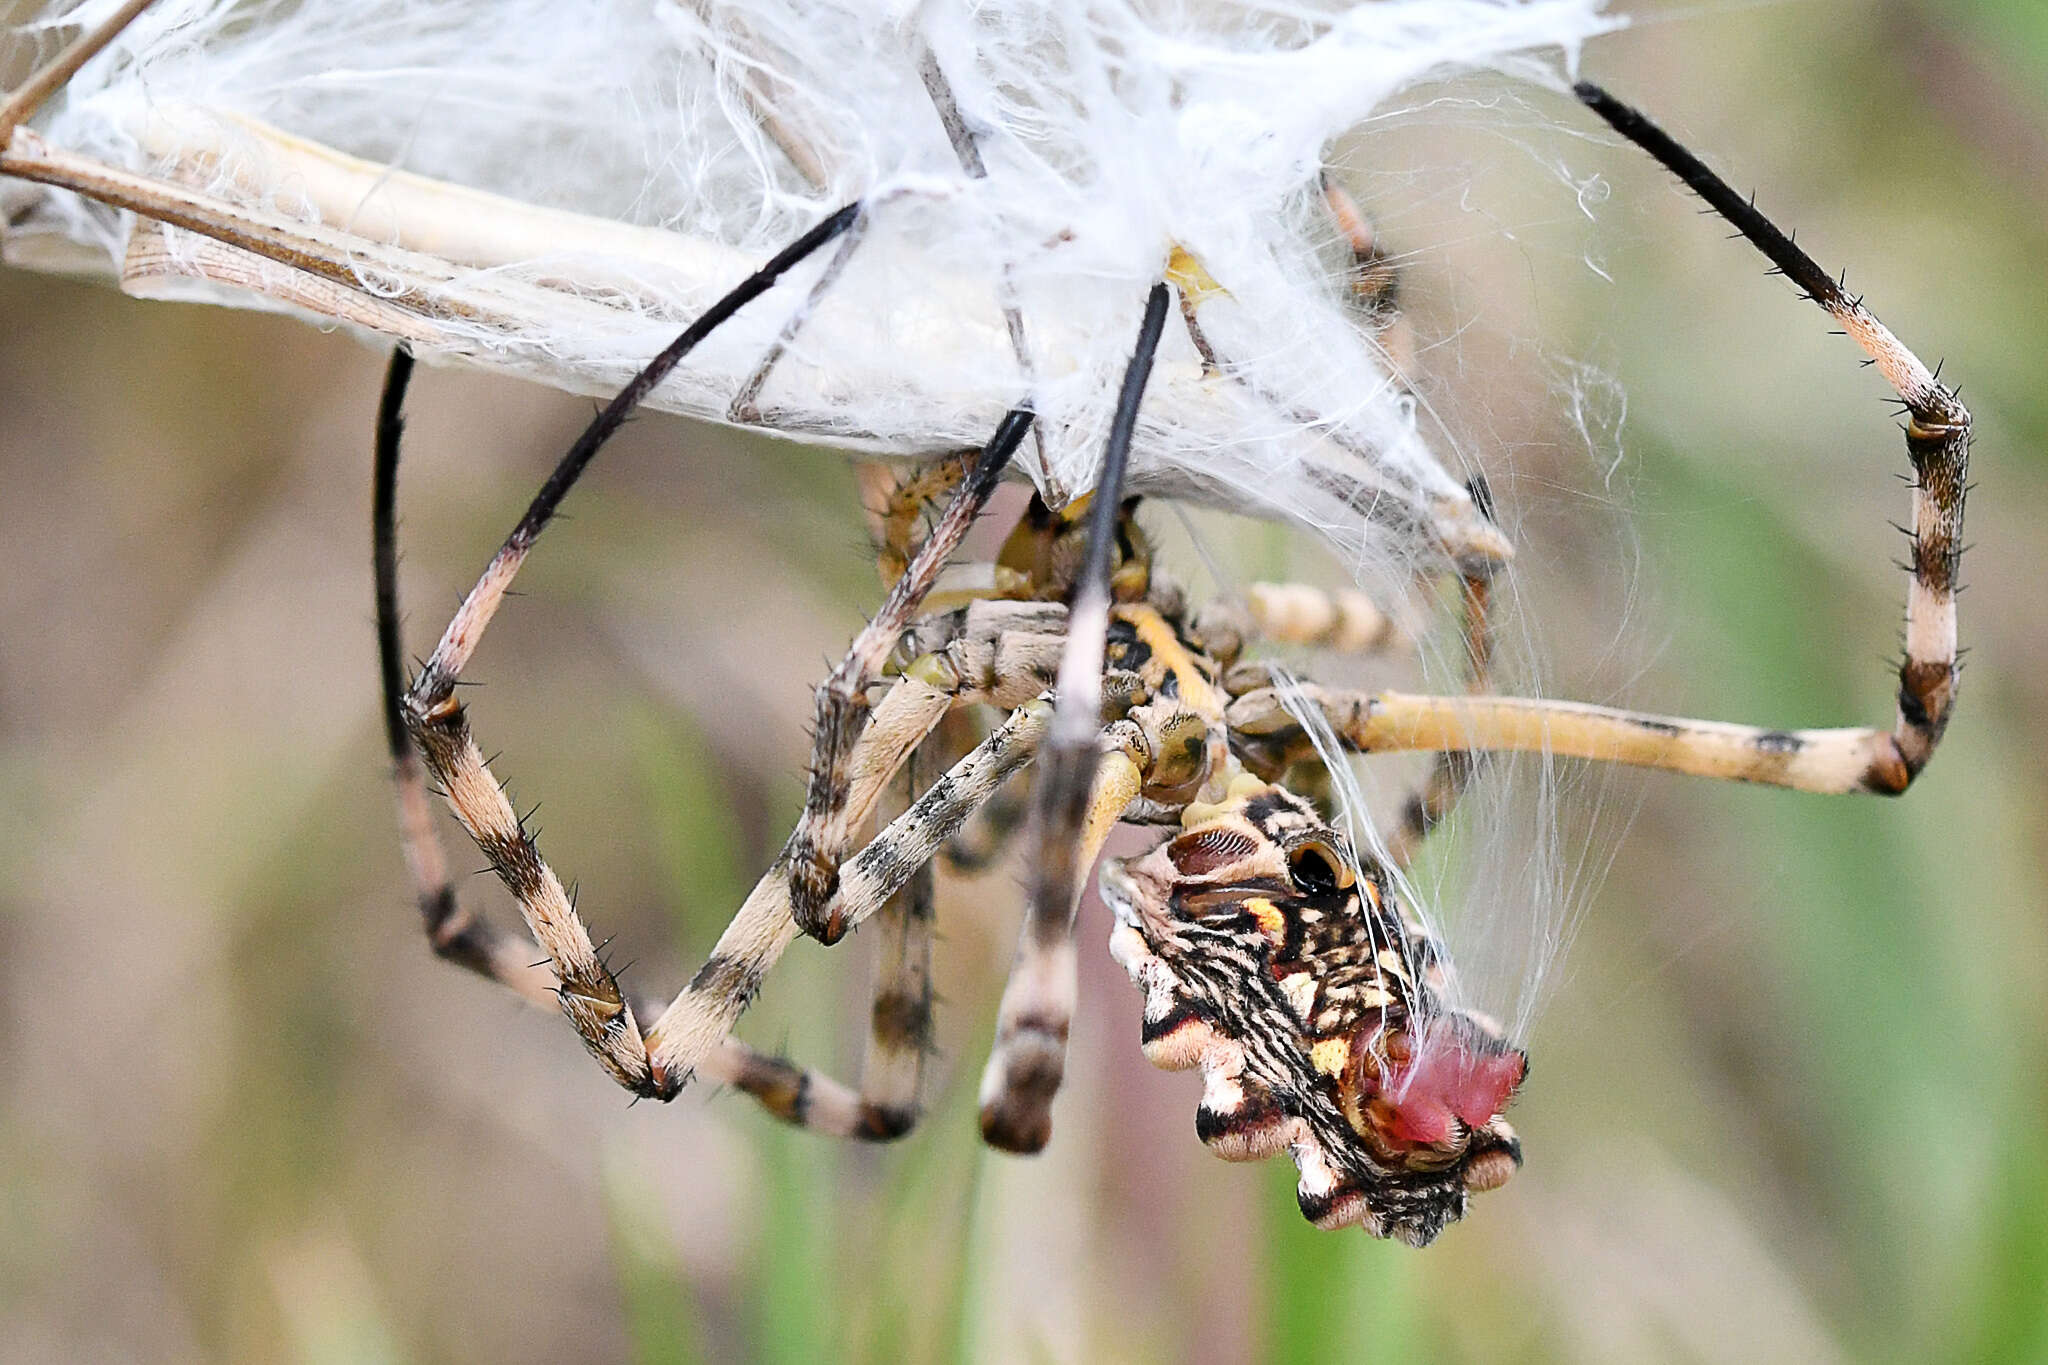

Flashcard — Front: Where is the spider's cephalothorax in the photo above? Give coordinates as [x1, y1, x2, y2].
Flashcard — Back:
[1104, 778, 1523, 1246]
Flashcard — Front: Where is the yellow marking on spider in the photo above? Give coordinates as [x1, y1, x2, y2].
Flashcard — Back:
[1166, 244, 1229, 308]
[1244, 896, 1286, 940]
[1178, 771, 1269, 828]
[1115, 602, 1222, 717]
[1376, 948, 1411, 982]
[1310, 1036, 1351, 1077]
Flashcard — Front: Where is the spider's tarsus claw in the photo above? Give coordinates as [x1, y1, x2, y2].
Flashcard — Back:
[979, 1095, 1054, 1154]
[643, 1056, 685, 1102]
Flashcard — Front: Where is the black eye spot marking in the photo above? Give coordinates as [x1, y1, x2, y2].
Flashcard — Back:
[1288, 841, 1352, 895]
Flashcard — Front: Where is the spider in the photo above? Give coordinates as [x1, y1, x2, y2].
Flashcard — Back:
[0, 0, 1964, 1250]
[361, 81, 1968, 1248]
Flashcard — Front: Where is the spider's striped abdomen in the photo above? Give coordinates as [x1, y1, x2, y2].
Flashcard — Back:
[1103, 779, 1524, 1246]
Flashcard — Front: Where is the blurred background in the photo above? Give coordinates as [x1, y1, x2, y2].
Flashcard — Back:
[4, 0, 2046, 1360]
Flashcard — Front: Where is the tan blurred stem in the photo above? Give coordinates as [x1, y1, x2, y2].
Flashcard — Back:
[0, 0, 159, 145]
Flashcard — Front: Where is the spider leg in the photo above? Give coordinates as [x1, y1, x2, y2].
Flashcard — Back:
[1208, 567, 1470, 865]
[941, 738, 1030, 873]
[1320, 172, 1418, 379]
[978, 282, 1172, 1152]
[389, 206, 863, 1094]
[374, 346, 559, 1009]
[787, 408, 1036, 944]
[387, 481, 929, 1143]
[1230, 91, 1971, 797]
[407, 202, 862, 697]
[917, 45, 1050, 482]
[645, 693, 1057, 1087]
[379, 343, 903, 1128]
[387, 456, 923, 1140]
[637, 570, 1071, 1099]
[589, 602, 1068, 1101]
[380, 338, 1020, 1124]
[1229, 684, 1909, 796]
[856, 456, 973, 590]
[851, 758, 942, 1135]
[977, 734, 1147, 1151]
[686, 1, 830, 191]
[1239, 580, 1406, 656]
[658, 737, 951, 1142]
[728, 210, 869, 423]
[809, 442, 975, 1136]
[718, 450, 1068, 1134]
[1576, 82, 1969, 789]
[1387, 568, 1493, 866]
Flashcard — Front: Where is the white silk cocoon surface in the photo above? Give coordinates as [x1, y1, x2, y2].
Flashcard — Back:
[5, 0, 1617, 579]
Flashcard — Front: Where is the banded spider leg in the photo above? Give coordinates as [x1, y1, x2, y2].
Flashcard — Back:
[1227, 84, 1967, 800]
[380, 202, 1208, 1141]
[978, 283, 1174, 1150]
[377, 199, 1043, 1124]
[378, 340, 1038, 1134]
[665, 283, 1201, 1139]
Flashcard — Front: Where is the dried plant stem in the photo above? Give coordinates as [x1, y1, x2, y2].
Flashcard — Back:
[0, 112, 1504, 560]
[0, 0, 159, 145]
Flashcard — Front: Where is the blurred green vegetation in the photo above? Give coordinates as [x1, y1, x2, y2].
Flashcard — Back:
[4, 2, 2047, 1362]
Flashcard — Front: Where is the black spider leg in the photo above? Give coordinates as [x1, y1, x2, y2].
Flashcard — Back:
[387, 204, 872, 1098]
[1576, 81, 1969, 791]
[380, 342, 1032, 1138]
[373, 345, 546, 993]
[979, 281, 1172, 1152]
